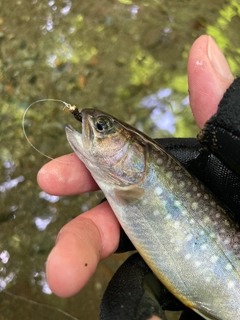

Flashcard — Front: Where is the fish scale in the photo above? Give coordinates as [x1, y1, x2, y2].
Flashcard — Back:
[66, 108, 240, 320]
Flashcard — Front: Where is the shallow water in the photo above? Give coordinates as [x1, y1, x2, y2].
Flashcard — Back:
[0, 0, 240, 319]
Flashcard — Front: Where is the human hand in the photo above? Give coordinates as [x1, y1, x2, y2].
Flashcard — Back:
[37, 35, 234, 298]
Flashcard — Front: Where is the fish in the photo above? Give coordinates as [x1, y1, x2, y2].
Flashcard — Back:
[65, 108, 240, 320]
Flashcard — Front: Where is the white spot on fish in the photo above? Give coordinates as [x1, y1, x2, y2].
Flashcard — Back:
[201, 244, 207, 251]
[195, 261, 201, 267]
[156, 158, 163, 165]
[191, 202, 198, 210]
[224, 220, 230, 226]
[174, 200, 181, 208]
[186, 234, 193, 241]
[210, 255, 219, 263]
[224, 238, 231, 245]
[225, 263, 233, 271]
[185, 253, 191, 260]
[193, 186, 197, 192]
[179, 181, 185, 188]
[203, 216, 210, 224]
[215, 213, 220, 218]
[155, 186, 163, 196]
[205, 276, 211, 283]
[187, 181, 192, 186]
[174, 221, 180, 228]
[165, 214, 172, 220]
[204, 194, 209, 200]
[181, 209, 188, 216]
[210, 201, 216, 206]
[227, 281, 235, 289]
[196, 193, 201, 198]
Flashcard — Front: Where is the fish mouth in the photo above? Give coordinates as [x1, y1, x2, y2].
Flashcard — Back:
[66, 109, 88, 137]
[65, 124, 80, 136]
[65, 110, 93, 154]
[65, 124, 82, 154]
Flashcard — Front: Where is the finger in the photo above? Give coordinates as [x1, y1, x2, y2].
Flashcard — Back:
[46, 201, 120, 297]
[37, 153, 98, 195]
[188, 35, 234, 128]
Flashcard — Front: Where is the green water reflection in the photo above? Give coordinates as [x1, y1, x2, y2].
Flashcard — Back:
[0, 0, 240, 319]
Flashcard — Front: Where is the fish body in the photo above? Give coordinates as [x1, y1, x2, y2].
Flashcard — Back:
[66, 109, 240, 320]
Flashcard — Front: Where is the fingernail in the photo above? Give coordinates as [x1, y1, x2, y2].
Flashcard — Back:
[208, 36, 234, 81]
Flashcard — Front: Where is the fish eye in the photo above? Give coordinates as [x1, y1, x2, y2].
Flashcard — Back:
[95, 116, 113, 133]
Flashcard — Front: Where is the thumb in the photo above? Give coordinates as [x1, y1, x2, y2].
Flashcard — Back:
[188, 35, 234, 128]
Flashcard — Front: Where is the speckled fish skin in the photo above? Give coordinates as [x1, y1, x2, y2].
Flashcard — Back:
[66, 109, 240, 320]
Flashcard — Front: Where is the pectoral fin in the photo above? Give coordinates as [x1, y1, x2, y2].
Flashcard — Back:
[193, 308, 217, 320]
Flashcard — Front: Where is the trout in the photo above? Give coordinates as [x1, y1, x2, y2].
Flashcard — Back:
[66, 108, 240, 320]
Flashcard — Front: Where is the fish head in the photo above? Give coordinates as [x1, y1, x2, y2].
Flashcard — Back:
[65, 109, 147, 189]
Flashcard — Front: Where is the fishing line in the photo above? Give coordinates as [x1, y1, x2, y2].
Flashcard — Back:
[1, 290, 79, 320]
[22, 99, 76, 161]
